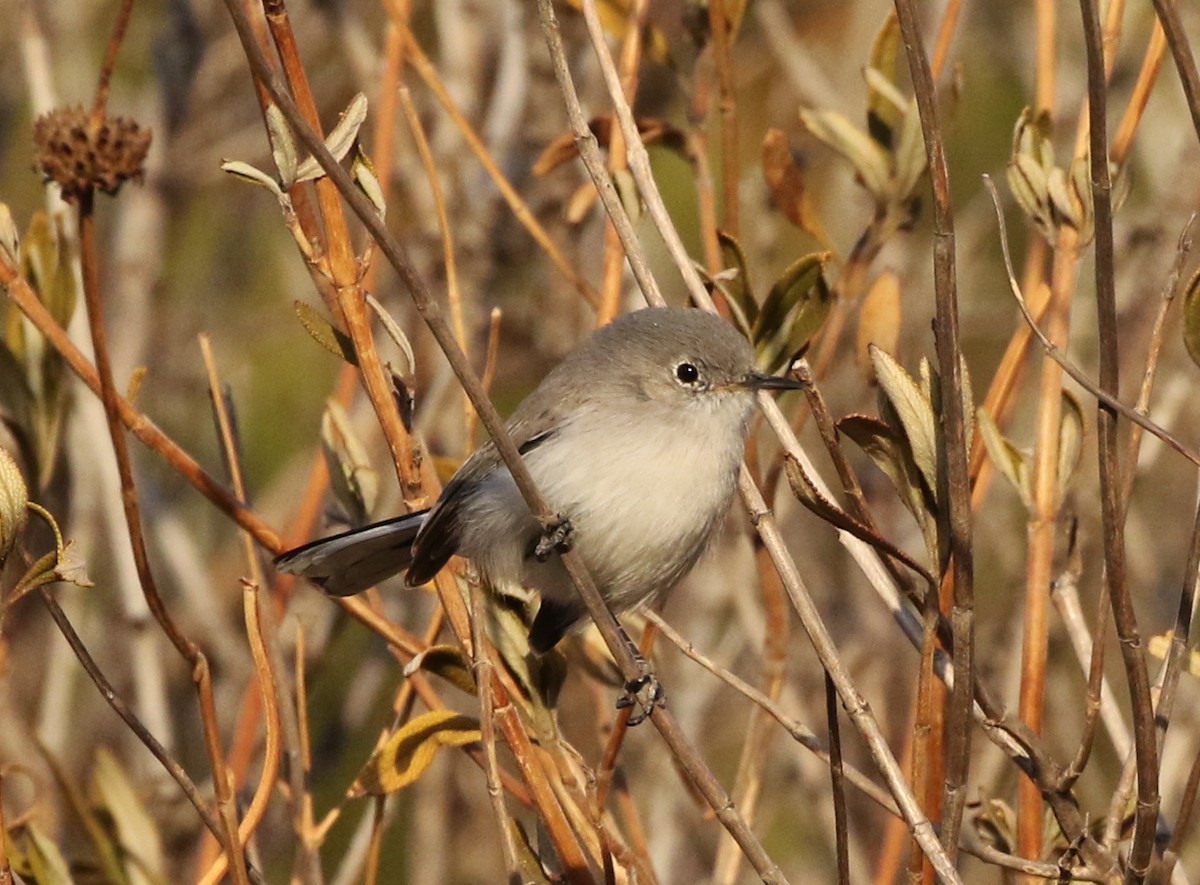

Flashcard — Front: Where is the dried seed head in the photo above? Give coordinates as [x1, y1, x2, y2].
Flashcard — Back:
[33, 105, 152, 201]
[0, 445, 28, 567]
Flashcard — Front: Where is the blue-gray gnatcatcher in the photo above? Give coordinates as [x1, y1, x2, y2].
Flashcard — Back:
[276, 306, 802, 652]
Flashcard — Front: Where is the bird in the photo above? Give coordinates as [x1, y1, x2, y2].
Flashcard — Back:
[275, 306, 801, 653]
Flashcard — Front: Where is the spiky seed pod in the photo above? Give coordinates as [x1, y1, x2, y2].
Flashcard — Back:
[33, 105, 151, 201]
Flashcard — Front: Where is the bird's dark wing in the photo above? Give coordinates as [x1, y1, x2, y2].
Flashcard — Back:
[274, 511, 428, 596]
[406, 414, 562, 587]
[527, 595, 585, 654]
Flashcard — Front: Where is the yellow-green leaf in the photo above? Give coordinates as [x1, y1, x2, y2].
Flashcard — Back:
[404, 645, 477, 695]
[753, 252, 829, 340]
[351, 710, 482, 796]
[717, 230, 756, 327]
[294, 300, 358, 365]
[1183, 267, 1200, 369]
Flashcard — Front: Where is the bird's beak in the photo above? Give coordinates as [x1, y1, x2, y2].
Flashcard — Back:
[743, 370, 805, 391]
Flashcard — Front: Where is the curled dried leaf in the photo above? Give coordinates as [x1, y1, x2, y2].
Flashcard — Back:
[351, 710, 482, 796]
[404, 645, 477, 695]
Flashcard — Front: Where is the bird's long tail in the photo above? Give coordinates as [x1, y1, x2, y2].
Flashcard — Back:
[274, 510, 430, 597]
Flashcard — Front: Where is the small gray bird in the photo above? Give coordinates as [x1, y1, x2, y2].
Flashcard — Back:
[275, 306, 801, 653]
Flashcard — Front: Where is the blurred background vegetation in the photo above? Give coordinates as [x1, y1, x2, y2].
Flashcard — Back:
[1, 0, 1200, 882]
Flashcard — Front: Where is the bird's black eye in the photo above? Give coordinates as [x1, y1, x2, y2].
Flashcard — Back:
[675, 362, 700, 384]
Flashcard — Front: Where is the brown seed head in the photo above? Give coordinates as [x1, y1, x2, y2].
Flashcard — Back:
[33, 105, 151, 201]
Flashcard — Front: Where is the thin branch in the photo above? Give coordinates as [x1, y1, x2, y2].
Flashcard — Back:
[893, 0, 974, 858]
[982, 177, 1200, 468]
[1079, 1, 1159, 879]
[825, 672, 850, 885]
[37, 589, 225, 841]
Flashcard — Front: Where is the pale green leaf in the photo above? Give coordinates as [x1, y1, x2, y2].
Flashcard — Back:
[295, 93, 369, 183]
[220, 160, 283, 197]
[976, 407, 1031, 508]
[870, 345, 938, 493]
[265, 104, 299, 188]
[1057, 391, 1085, 503]
[800, 109, 892, 200]
[92, 748, 165, 885]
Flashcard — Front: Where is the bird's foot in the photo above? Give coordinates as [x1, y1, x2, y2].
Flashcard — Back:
[534, 515, 575, 562]
[616, 671, 665, 727]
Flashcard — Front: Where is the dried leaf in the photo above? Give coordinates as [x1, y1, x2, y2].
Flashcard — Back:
[265, 103, 299, 188]
[857, 271, 902, 378]
[559, 0, 670, 62]
[762, 129, 816, 234]
[866, 12, 902, 145]
[321, 401, 378, 526]
[870, 345, 938, 493]
[294, 300, 357, 366]
[0, 444, 28, 566]
[352, 150, 386, 216]
[0, 202, 18, 263]
[976, 407, 1032, 508]
[837, 413, 937, 565]
[800, 109, 892, 201]
[565, 181, 598, 224]
[404, 645, 477, 695]
[12, 824, 75, 885]
[92, 749, 165, 885]
[365, 294, 415, 378]
[533, 117, 686, 177]
[351, 710, 481, 796]
[1007, 153, 1051, 235]
[1046, 166, 1080, 229]
[220, 159, 282, 197]
[1057, 390, 1085, 502]
[295, 93, 369, 183]
[1147, 632, 1200, 676]
[54, 539, 92, 588]
[892, 100, 927, 200]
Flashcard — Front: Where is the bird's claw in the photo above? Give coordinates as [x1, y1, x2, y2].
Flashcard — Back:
[616, 672, 665, 726]
[535, 516, 575, 562]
